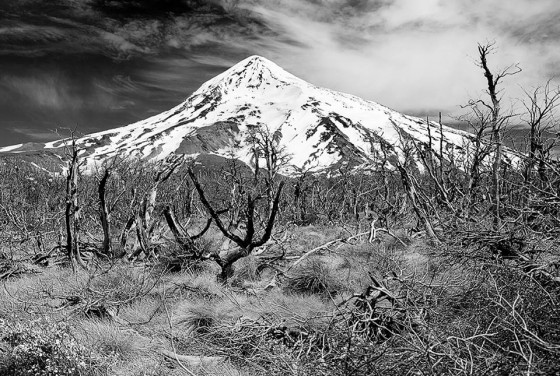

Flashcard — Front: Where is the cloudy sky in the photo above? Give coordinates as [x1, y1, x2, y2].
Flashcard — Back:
[1, 0, 559, 146]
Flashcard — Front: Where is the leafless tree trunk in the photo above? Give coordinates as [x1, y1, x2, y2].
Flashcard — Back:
[476, 43, 521, 230]
[393, 121, 441, 245]
[98, 168, 112, 256]
[129, 156, 184, 260]
[119, 188, 138, 251]
[64, 136, 87, 270]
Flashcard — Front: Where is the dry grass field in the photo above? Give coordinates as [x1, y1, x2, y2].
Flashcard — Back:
[1, 215, 559, 375]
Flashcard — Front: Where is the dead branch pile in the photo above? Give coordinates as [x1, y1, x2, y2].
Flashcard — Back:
[174, 272, 423, 375]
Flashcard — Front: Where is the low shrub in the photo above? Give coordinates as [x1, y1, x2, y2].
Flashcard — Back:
[0, 318, 103, 376]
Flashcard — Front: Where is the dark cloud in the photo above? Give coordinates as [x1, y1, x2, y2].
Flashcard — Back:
[0, 0, 271, 145]
[91, 0, 222, 18]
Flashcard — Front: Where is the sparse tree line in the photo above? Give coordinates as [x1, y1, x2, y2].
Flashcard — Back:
[0, 43, 559, 374]
[0, 149, 410, 276]
[1, 44, 559, 283]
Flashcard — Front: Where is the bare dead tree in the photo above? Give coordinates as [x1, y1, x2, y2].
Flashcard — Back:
[521, 80, 560, 183]
[393, 124, 441, 245]
[246, 123, 289, 202]
[474, 43, 521, 230]
[96, 158, 129, 258]
[412, 116, 455, 214]
[458, 103, 494, 205]
[396, 164, 440, 245]
[64, 134, 87, 270]
[128, 156, 184, 260]
[291, 167, 312, 224]
[98, 168, 112, 257]
[119, 187, 139, 251]
[186, 125, 288, 281]
[188, 166, 285, 281]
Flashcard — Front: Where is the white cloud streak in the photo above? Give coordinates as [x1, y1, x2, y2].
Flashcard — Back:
[0, 75, 81, 110]
[234, 0, 560, 118]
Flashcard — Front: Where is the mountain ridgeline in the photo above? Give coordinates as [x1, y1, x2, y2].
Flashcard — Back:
[0, 56, 473, 173]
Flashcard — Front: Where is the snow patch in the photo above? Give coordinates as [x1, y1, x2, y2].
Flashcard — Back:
[0, 144, 23, 152]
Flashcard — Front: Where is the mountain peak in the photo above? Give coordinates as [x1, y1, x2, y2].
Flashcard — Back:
[196, 55, 303, 96]
[240, 54, 273, 65]
[233, 55, 284, 73]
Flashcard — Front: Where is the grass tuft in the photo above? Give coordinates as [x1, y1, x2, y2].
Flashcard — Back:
[174, 300, 222, 336]
[284, 257, 345, 297]
[87, 264, 157, 303]
[77, 320, 151, 361]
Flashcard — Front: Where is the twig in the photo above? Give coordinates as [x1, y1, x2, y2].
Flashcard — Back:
[288, 231, 369, 270]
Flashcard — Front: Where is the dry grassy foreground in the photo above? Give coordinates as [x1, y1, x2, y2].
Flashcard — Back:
[1, 223, 559, 376]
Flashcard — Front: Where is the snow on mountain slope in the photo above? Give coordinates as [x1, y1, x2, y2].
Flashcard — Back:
[0, 55, 474, 173]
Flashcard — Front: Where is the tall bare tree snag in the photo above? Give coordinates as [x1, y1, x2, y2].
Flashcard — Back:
[396, 164, 440, 245]
[413, 116, 454, 213]
[96, 159, 129, 258]
[475, 43, 521, 230]
[64, 135, 87, 270]
[120, 187, 139, 250]
[246, 123, 289, 201]
[98, 168, 112, 257]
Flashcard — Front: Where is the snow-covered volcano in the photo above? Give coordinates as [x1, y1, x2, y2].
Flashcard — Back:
[0, 56, 472, 173]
